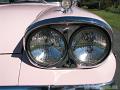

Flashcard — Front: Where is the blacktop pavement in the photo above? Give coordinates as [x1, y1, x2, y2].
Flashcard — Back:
[113, 30, 120, 89]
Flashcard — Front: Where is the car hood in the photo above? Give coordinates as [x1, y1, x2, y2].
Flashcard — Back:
[0, 3, 55, 53]
[0, 3, 109, 53]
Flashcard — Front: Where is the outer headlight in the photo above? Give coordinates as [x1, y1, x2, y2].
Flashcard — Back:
[24, 26, 67, 67]
[69, 26, 111, 67]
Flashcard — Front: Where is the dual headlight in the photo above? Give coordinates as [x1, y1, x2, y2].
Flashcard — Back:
[24, 24, 111, 68]
[24, 27, 67, 67]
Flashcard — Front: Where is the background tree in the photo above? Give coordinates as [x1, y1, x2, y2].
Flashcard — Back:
[112, 0, 120, 8]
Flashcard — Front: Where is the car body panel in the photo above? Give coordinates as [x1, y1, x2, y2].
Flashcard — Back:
[0, 54, 21, 86]
[34, 6, 107, 24]
[19, 52, 116, 86]
[0, 3, 54, 53]
[0, 52, 116, 86]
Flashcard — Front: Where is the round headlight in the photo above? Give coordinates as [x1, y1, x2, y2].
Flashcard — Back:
[25, 27, 67, 67]
[69, 26, 111, 67]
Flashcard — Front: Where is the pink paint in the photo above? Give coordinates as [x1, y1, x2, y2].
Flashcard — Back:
[19, 52, 116, 85]
[0, 55, 21, 86]
[0, 3, 116, 86]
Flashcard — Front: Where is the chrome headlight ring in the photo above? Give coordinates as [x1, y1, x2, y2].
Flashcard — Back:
[24, 26, 68, 68]
[23, 16, 112, 68]
[24, 24, 111, 68]
[69, 26, 111, 67]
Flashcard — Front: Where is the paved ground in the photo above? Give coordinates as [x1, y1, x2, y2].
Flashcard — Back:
[113, 30, 120, 89]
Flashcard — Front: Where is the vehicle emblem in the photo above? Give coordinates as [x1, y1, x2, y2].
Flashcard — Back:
[61, 0, 72, 13]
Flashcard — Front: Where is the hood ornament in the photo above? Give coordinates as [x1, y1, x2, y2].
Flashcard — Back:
[60, 0, 73, 13]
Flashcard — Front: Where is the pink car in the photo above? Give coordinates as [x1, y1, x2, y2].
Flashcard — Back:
[0, 0, 117, 89]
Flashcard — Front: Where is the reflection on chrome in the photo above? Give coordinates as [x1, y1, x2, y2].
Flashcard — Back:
[94, 40, 107, 47]
[27, 28, 66, 65]
[31, 47, 62, 64]
[70, 27, 110, 66]
[74, 46, 104, 63]
[31, 49, 46, 62]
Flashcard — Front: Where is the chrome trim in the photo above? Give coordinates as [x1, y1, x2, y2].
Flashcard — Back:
[24, 27, 68, 68]
[23, 16, 113, 69]
[69, 26, 111, 68]
[27, 16, 113, 40]
[0, 81, 117, 90]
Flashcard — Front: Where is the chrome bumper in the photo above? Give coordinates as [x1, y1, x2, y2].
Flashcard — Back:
[0, 81, 118, 90]
[50, 81, 117, 90]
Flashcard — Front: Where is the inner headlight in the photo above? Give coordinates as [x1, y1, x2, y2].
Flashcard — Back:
[24, 27, 67, 67]
[69, 26, 111, 67]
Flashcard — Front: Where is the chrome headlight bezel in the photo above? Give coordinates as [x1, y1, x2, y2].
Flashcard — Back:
[23, 16, 113, 69]
[69, 26, 111, 67]
[24, 25, 68, 68]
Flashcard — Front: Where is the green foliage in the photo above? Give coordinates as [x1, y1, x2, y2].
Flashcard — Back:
[0, 0, 9, 2]
[104, 0, 113, 7]
[80, 0, 113, 9]
[106, 5, 120, 14]
[84, 0, 99, 3]
[91, 10, 120, 30]
[86, 2, 99, 9]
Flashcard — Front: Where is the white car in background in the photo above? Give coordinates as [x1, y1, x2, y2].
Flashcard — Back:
[0, 0, 117, 90]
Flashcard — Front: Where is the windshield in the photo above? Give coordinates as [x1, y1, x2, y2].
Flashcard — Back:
[0, 0, 60, 3]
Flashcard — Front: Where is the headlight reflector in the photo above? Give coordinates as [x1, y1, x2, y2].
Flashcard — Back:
[69, 26, 111, 67]
[25, 27, 67, 67]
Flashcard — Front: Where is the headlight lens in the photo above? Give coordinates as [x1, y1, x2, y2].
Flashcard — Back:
[25, 27, 67, 67]
[69, 26, 111, 66]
